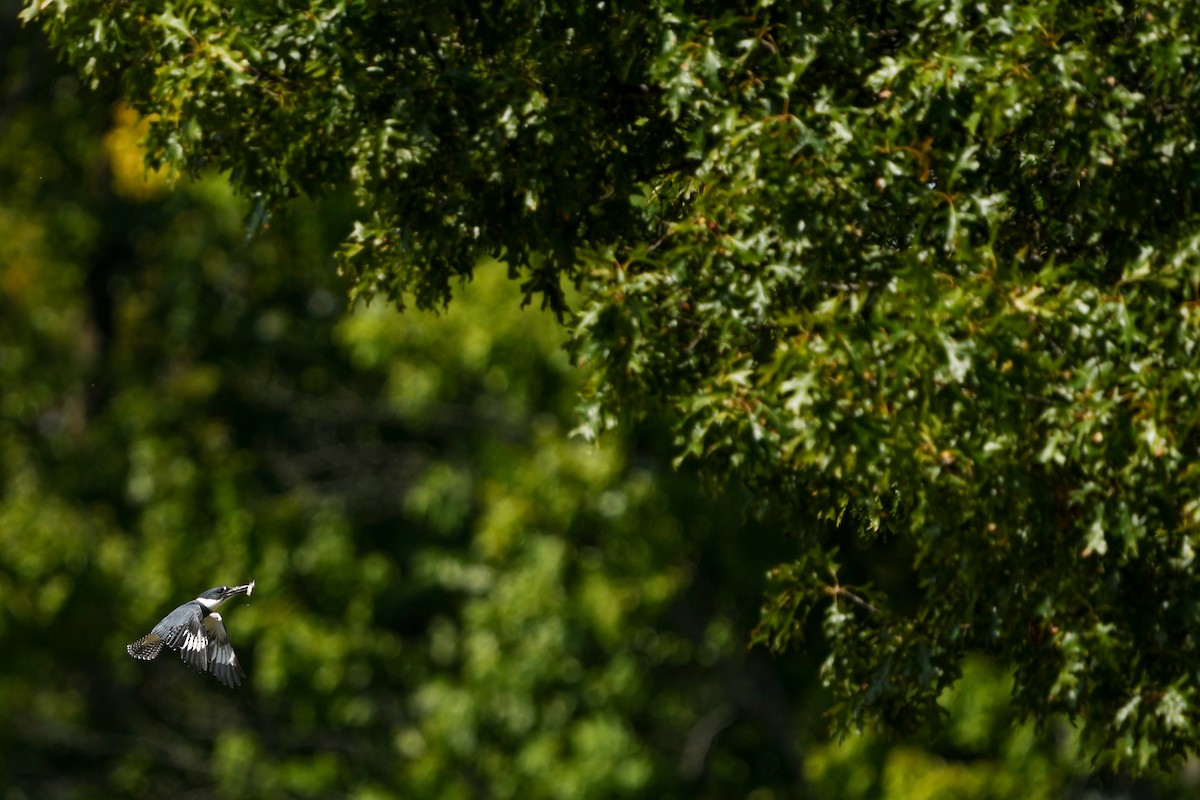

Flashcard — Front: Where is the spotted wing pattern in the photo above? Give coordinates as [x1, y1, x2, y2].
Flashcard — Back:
[126, 632, 165, 660]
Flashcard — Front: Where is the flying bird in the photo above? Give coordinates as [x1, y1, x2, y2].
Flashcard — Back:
[127, 581, 256, 687]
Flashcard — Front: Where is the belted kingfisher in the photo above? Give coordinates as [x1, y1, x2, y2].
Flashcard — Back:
[127, 581, 256, 687]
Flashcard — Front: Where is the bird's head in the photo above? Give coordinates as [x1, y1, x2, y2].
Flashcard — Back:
[196, 580, 255, 611]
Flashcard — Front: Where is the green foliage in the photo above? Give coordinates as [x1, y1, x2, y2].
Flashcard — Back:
[20, 0, 1200, 779]
[23, 0, 683, 314]
[6, 21, 829, 796]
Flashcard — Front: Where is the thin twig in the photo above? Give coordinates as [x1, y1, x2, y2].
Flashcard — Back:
[826, 585, 880, 615]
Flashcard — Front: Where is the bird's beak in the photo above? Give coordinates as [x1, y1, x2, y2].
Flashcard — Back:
[229, 580, 255, 598]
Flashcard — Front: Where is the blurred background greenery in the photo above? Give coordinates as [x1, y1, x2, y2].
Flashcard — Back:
[0, 9, 1194, 799]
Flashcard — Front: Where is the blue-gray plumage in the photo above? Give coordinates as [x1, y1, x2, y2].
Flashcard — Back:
[127, 581, 255, 687]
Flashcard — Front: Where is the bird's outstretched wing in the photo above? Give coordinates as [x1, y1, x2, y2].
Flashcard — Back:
[204, 613, 245, 688]
[151, 602, 211, 673]
[127, 601, 204, 662]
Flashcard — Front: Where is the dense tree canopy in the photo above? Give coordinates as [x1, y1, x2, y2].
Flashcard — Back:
[19, 0, 1200, 778]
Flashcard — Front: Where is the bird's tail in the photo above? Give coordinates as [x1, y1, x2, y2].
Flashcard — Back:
[127, 633, 165, 660]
